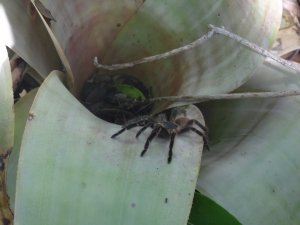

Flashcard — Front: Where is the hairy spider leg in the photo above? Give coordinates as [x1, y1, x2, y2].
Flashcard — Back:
[140, 126, 162, 157]
[181, 127, 210, 150]
[188, 119, 208, 134]
[168, 133, 176, 163]
[111, 121, 144, 138]
[136, 122, 153, 138]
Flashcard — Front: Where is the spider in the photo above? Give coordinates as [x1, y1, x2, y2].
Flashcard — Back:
[111, 106, 209, 163]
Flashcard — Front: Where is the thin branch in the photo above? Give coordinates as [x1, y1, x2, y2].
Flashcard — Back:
[94, 25, 300, 73]
[208, 25, 299, 72]
[145, 90, 300, 103]
[94, 28, 215, 70]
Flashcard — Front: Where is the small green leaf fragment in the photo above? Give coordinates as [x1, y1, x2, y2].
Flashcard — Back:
[114, 84, 146, 100]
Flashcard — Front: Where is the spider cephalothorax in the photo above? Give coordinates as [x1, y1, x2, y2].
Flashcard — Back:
[111, 106, 209, 163]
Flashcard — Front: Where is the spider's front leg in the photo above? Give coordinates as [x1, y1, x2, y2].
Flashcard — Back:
[140, 126, 161, 157]
[111, 120, 144, 138]
[135, 122, 152, 138]
[168, 133, 176, 163]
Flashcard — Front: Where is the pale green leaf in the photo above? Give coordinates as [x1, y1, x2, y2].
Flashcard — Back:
[197, 61, 300, 225]
[13, 71, 204, 225]
[7, 89, 38, 210]
[39, 0, 281, 101]
[188, 191, 242, 225]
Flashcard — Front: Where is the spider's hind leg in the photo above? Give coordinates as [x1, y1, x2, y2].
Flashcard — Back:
[188, 119, 208, 133]
[183, 127, 209, 151]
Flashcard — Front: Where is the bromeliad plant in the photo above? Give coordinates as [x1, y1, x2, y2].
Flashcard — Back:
[1, 0, 300, 224]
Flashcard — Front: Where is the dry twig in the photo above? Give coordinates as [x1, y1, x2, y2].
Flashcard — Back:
[94, 25, 300, 73]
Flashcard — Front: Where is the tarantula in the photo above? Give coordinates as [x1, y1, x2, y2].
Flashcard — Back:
[111, 107, 209, 163]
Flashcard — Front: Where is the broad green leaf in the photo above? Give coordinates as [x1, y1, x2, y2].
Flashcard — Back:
[188, 192, 241, 225]
[0, 0, 62, 78]
[39, 0, 281, 101]
[197, 60, 300, 225]
[7, 89, 38, 210]
[13, 71, 204, 225]
[100, 0, 282, 100]
[0, 37, 13, 154]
